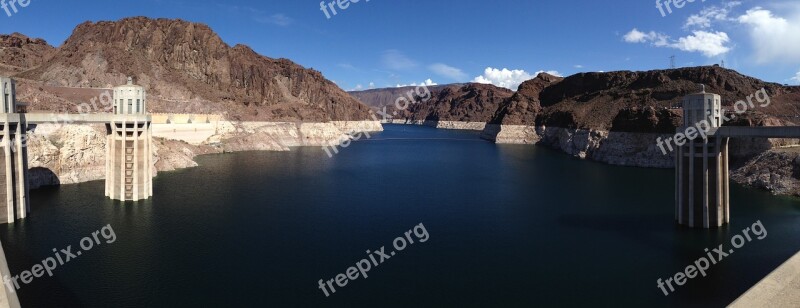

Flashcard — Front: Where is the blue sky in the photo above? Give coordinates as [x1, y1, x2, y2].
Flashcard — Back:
[1, 0, 799, 90]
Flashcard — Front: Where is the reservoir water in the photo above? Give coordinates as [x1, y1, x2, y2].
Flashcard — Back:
[1, 124, 798, 307]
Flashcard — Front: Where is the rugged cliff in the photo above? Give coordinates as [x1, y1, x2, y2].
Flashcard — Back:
[480, 66, 800, 194]
[402, 83, 514, 123]
[9, 17, 372, 121]
[0, 33, 55, 76]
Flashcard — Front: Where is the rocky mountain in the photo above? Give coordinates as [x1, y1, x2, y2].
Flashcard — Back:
[351, 83, 514, 123]
[0, 33, 55, 75]
[507, 66, 800, 131]
[8, 17, 372, 121]
[401, 83, 514, 122]
[489, 72, 563, 125]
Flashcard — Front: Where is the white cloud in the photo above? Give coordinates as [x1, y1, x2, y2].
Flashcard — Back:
[684, 2, 741, 29]
[256, 13, 293, 26]
[623, 29, 668, 45]
[737, 7, 800, 64]
[429, 63, 468, 81]
[574, 65, 584, 69]
[623, 28, 730, 57]
[623, 28, 653, 43]
[382, 50, 418, 70]
[396, 79, 438, 88]
[472, 68, 561, 91]
[671, 31, 731, 57]
[369, 82, 375, 89]
[791, 70, 800, 84]
[353, 84, 363, 91]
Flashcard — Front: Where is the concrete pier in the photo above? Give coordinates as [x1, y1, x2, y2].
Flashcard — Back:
[105, 78, 152, 201]
[0, 78, 29, 224]
[676, 91, 729, 228]
[675, 90, 800, 228]
[0, 76, 156, 223]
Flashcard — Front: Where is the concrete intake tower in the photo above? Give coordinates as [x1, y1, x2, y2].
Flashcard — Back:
[105, 77, 153, 201]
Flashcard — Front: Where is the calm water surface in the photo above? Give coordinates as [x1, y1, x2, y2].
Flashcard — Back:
[1, 124, 798, 307]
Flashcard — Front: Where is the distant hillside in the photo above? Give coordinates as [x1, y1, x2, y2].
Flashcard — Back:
[402, 83, 514, 122]
[349, 84, 461, 108]
[350, 83, 514, 123]
[4, 17, 372, 121]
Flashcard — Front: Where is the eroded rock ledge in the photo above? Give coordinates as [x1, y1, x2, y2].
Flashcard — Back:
[26, 121, 383, 189]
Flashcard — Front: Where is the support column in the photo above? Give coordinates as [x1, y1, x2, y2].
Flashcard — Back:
[702, 138, 709, 229]
[14, 120, 26, 219]
[723, 138, 730, 224]
[133, 119, 139, 199]
[688, 139, 695, 228]
[2, 121, 12, 224]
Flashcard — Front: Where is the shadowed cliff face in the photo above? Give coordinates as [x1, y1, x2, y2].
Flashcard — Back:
[400, 83, 515, 122]
[13, 17, 372, 121]
[0, 33, 56, 75]
[489, 73, 563, 125]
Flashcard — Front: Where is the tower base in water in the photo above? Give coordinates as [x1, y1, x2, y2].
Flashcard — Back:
[105, 115, 153, 201]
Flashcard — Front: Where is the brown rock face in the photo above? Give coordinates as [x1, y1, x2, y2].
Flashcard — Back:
[529, 66, 800, 131]
[731, 148, 800, 197]
[401, 83, 514, 122]
[14, 17, 371, 121]
[0, 33, 55, 75]
[490, 73, 563, 125]
[610, 106, 682, 133]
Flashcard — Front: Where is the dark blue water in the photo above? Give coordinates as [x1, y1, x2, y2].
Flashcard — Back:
[1, 124, 798, 307]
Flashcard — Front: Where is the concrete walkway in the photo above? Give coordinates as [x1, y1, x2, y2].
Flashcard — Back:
[730, 250, 800, 307]
[0, 241, 20, 308]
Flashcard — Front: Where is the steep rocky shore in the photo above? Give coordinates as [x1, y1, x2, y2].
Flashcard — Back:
[731, 148, 800, 197]
[364, 67, 800, 197]
[26, 120, 383, 189]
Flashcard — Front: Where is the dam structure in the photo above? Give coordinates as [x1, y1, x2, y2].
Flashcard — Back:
[0, 77, 29, 224]
[105, 78, 153, 201]
[675, 89, 800, 229]
[0, 76, 153, 224]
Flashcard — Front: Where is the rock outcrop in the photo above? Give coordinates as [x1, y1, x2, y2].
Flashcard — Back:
[25, 121, 383, 188]
[401, 83, 514, 123]
[8, 17, 372, 121]
[0, 33, 55, 75]
[732, 149, 800, 197]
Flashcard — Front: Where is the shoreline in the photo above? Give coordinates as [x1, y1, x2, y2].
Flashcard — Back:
[391, 120, 800, 197]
